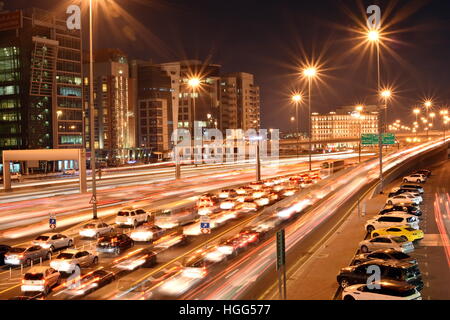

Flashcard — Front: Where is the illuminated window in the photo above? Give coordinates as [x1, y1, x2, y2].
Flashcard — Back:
[102, 83, 107, 92]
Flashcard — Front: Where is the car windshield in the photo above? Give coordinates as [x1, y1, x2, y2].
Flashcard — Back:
[118, 211, 130, 216]
[24, 273, 44, 280]
[35, 236, 49, 241]
[392, 237, 407, 243]
[390, 252, 410, 259]
[83, 224, 96, 229]
[405, 227, 416, 231]
[9, 248, 26, 253]
[57, 253, 74, 259]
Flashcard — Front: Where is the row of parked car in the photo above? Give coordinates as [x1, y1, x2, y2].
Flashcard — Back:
[337, 169, 431, 300]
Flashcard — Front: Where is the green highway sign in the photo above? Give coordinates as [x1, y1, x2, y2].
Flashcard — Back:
[276, 229, 285, 271]
[361, 134, 378, 145]
[361, 133, 396, 145]
[382, 133, 396, 145]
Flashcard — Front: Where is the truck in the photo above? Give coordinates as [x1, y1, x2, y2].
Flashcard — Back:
[321, 160, 345, 173]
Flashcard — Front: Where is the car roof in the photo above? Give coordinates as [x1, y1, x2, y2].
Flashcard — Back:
[382, 212, 415, 218]
[358, 259, 413, 268]
[27, 266, 52, 273]
[40, 233, 59, 237]
[59, 249, 82, 254]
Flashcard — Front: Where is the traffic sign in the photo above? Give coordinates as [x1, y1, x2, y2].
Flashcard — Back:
[49, 217, 56, 229]
[361, 134, 378, 146]
[200, 216, 211, 234]
[276, 229, 285, 270]
[382, 133, 396, 145]
[89, 195, 97, 205]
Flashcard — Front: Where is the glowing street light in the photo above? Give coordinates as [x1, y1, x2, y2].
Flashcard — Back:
[367, 29, 380, 42]
[291, 93, 303, 157]
[188, 77, 202, 166]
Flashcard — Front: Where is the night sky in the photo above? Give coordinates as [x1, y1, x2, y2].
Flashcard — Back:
[4, 0, 450, 132]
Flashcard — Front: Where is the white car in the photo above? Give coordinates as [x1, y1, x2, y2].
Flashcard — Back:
[365, 213, 419, 233]
[359, 235, 415, 253]
[398, 192, 423, 203]
[342, 282, 422, 300]
[21, 266, 60, 295]
[130, 224, 165, 242]
[79, 221, 114, 238]
[115, 208, 150, 227]
[220, 199, 236, 210]
[32, 233, 73, 251]
[403, 174, 426, 184]
[50, 249, 98, 273]
[385, 194, 419, 206]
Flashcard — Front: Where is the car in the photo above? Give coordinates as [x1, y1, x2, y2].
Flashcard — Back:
[387, 190, 423, 203]
[413, 169, 431, 177]
[220, 199, 236, 210]
[371, 226, 424, 242]
[238, 228, 263, 245]
[32, 233, 73, 251]
[96, 234, 134, 254]
[379, 205, 422, 217]
[21, 266, 60, 295]
[235, 186, 253, 195]
[114, 248, 157, 270]
[4, 245, 51, 266]
[365, 213, 419, 233]
[352, 249, 418, 266]
[385, 194, 420, 206]
[64, 169, 76, 175]
[359, 235, 415, 253]
[218, 189, 237, 199]
[130, 224, 166, 242]
[342, 281, 422, 300]
[197, 193, 219, 206]
[248, 182, 264, 190]
[64, 269, 116, 296]
[50, 249, 98, 273]
[254, 196, 270, 207]
[115, 208, 150, 227]
[235, 198, 259, 212]
[0, 244, 11, 265]
[403, 174, 426, 184]
[339, 259, 423, 290]
[217, 235, 248, 257]
[79, 221, 114, 238]
[282, 188, 297, 197]
[398, 184, 424, 194]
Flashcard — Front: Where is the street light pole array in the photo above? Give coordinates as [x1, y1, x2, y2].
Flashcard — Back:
[89, 0, 98, 219]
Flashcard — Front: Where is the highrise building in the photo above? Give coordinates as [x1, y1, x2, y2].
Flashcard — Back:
[0, 8, 83, 154]
[83, 48, 133, 165]
[129, 60, 173, 158]
[220, 72, 260, 131]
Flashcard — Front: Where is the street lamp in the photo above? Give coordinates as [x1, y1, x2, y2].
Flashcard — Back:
[291, 93, 302, 158]
[89, 0, 98, 219]
[424, 100, 432, 140]
[188, 77, 201, 166]
[352, 106, 364, 163]
[303, 67, 317, 171]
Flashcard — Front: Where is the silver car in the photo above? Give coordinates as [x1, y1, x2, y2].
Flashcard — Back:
[32, 233, 74, 251]
[50, 249, 98, 273]
[359, 235, 414, 253]
[4, 245, 51, 266]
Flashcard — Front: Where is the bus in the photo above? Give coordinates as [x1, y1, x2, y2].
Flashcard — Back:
[154, 203, 198, 229]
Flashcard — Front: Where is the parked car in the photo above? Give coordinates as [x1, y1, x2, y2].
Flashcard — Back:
[21, 266, 60, 296]
[342, 281, 422, 300]
[115, 208, 150, 227]
[413, 169, 431, 178]
[403, 174, 426, 184]
[79, 221, 114, 238]
[4, 245, 51, 266]
[359, 235, 415, 253]
[50, 249, 98, 273]
[398, 184, 424, 194]
[130, 224, 166, 242]
[0, 244, 11, 265]
[96, 234, 134, 254]
[114, 248, 157, 270]
[352, 249, 418, 266]
[65, 269, 115, 296]
[379, 205, 422, 217]
[387, 190, 423, 203]
[386, 194, 420, 206]
[337, 259, 423, 290]
[371, 226, 424, 242]
[365, 213, 420, 233]
[32, 233, 73, 251]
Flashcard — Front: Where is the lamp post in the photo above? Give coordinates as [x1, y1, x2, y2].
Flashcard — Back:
[291, 94, 302, 158]
[250, 135, 262, 182]
[367, 28, 385, 194]
[354, 105, 364, 163]
[89, 0, 98, 219]
[188, 77, 201, 166]
[303, 68, 317, 172]
[424, 100, 432, 140]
